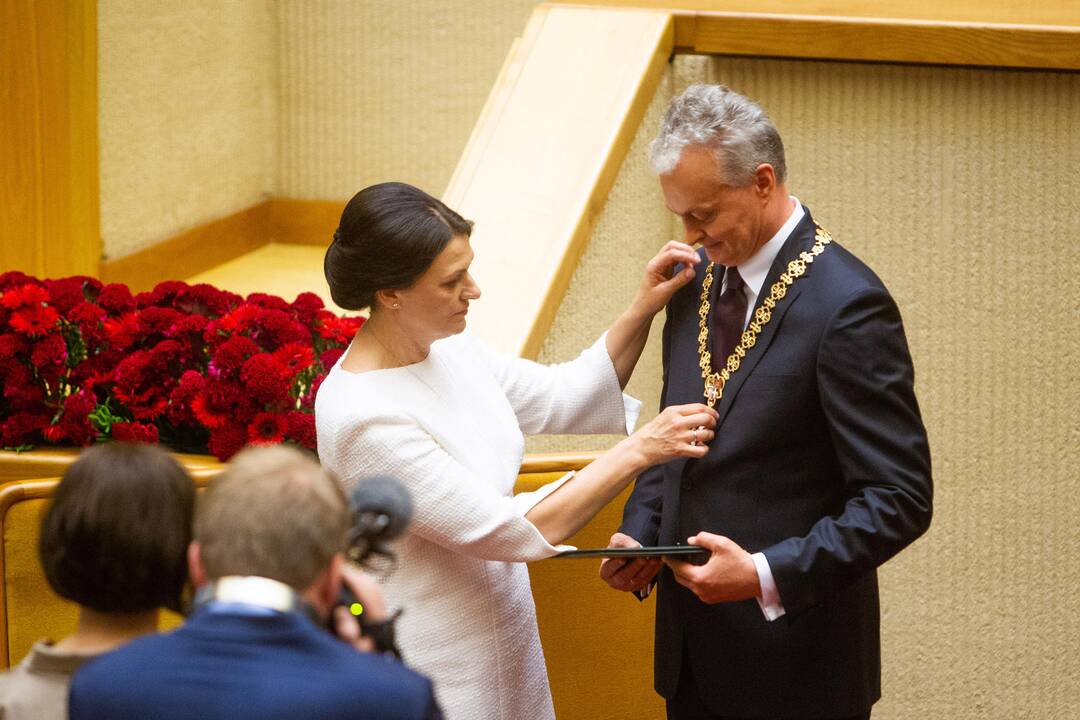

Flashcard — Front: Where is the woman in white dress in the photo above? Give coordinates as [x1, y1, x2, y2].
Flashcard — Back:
[315, 182, 716, 720]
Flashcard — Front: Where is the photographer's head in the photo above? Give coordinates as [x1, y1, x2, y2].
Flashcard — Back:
[190, 445, 349, 618]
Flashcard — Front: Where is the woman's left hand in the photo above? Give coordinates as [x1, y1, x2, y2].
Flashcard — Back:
[632, 241, 700, 318]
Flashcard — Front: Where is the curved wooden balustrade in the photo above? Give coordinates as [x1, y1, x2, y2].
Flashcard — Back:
[0, 447, 656, 717]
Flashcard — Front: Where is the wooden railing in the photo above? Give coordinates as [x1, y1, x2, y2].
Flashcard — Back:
[0, 449, 659, 720]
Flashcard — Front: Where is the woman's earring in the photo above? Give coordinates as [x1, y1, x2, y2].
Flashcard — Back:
[392, 303, 400, 309]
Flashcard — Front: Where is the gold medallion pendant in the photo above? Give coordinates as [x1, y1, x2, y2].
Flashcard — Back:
[697, 226, 833, 409]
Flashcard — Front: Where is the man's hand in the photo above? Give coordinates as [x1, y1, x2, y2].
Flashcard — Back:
[332, 564, 388, 653]
[665, 532, 760, 604]
[599, 532, 662, 593]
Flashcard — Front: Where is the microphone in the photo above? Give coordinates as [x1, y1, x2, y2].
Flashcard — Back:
[335, 475, 413, 658]
[345, 475, 413, 565]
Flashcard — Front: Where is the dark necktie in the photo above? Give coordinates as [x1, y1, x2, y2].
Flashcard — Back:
[712, 266, 748, 370]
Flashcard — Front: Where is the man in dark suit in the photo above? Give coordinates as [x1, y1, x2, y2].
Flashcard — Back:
[70, 445, 441, 720]
[601, 85, 932, 720]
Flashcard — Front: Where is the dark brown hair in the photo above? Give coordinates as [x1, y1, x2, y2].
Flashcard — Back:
[324, 182, 473, 311]
[39, 443, 196, 613]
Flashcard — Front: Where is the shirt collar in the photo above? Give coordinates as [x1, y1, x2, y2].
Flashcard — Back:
[736, 197, 804, 297]
[194, 575, 300, 616]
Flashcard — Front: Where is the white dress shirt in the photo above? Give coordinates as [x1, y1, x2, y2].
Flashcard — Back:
[726, 196, 804, 622]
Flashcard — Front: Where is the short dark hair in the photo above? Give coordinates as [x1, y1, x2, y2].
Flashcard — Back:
[194, 445, 348, 590]
[39, 443, 196, 613]
[324, 182, 473, 311]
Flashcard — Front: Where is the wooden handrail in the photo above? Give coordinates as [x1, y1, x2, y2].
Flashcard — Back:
[551, 1, 1080, 70]
[443, 5, 674, 357]
[0, 450, 602, 665]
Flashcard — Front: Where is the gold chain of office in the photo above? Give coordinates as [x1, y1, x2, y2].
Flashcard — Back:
[697, 226, 833, 409]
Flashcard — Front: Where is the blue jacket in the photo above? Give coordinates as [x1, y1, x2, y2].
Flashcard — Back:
[69, 608, 442, 720]
[620, 206, 933, 718]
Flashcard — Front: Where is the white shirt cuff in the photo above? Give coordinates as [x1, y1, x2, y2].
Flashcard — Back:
[751, 552, 786, 621]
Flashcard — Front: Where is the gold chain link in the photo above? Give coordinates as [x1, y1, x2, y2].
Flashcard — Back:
[697, 226, 833, 408]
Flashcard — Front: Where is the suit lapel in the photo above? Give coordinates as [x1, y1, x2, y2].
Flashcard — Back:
[715, 211, 818, 430]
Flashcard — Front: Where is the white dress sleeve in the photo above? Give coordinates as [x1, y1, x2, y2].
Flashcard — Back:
[464, 332, 641, 436]
[332, 411, 571, 562]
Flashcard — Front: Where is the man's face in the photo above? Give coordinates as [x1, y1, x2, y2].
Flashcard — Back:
[659, 145, 768, 267]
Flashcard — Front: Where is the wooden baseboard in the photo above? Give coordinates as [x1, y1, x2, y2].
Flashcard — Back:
[98, 198, 346, 292]
[265, 198, 344, 246]
[100, 201, 272, 291]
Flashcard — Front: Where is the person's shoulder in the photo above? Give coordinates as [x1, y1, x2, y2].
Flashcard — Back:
[803, 234, 892, 312]
[337, 653, 438, 714]
[297, 629, 437, 709]
[72, 632, 180, 687]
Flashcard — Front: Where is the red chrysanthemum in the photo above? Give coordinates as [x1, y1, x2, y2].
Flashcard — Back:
[43, 278, 88, 314]
[272, 342, 316, 380]
[167, 370, 206, 426]
[213, 304, 264, 336]
[250, 309, 309, 349]
[0, 272, 37, 293]
[113, 350, 168, 420]
[291, 292, 325, 324]
[248, 412, 288, 445]
[245, 293, 291, 312]
[69, 301, 108, 347]
[0, 334, 28, 372]
[286, 411, 316, 450]
[315, 311, 364, 344]
[49, 390, 98, 446]
[191, 382, 249, 430]
[240, 353, 289, 404]
[134, 280, 190, 310]
[103, 312, 145, 350]
[96, 283, 136, 315]
[209, 335, 260, 377]
[111, 421, 159, 444]
[1, 284, 49, 310]
[30, 334, 67, 368]
[0, 411, 50, 447]
[168, 313, 209, 339]
[174, 284, 239, 318]
[319, 347, 345, 369]
[3, 365, 45, 410]
[139, 306, 184, 337]
[29, 334, 67, 388]
[207, 422, 248, 461]
[9, 305, 59, 337]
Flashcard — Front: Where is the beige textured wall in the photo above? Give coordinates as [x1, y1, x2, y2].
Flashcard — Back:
[99, 0, 536, 257]
[536, 54, 1080, 719]
[98, 0, 279, 259]
[276, 0, 537, 200]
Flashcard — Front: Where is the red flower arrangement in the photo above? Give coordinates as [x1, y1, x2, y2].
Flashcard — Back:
[0, 272, 362, 460]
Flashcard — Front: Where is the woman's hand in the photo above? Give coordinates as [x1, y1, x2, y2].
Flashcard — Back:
[628, 403, 718, 467]
[631, 241, 701, 319]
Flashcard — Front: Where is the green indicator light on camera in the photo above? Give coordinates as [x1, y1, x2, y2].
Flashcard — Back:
[350, 602, 364, 616]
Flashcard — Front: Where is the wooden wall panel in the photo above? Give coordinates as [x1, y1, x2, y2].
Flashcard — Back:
[0, 0, 99, 278]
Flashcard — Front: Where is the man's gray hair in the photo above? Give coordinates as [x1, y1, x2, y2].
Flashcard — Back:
[649, 84, 787, 185]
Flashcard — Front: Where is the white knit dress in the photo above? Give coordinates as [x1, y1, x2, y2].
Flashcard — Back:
[315, 332, 639, 720]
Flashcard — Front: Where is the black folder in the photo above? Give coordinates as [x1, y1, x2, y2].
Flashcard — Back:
[553, 545, 709, 562]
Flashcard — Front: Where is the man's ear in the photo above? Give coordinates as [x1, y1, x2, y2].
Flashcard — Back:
[753, 163, 777, 198]
[304, 553, 345, 618]
[188, 541, 207, 589]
